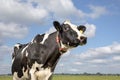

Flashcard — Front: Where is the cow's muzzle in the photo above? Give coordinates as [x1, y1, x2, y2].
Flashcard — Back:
[79, 36, 87, 46]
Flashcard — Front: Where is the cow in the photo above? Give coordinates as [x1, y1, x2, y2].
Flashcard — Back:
[12, 20, 87, 80]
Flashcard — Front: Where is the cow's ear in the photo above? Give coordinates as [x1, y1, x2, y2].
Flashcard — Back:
[77, 25, 86, 33]
[53, 21, 62, 32]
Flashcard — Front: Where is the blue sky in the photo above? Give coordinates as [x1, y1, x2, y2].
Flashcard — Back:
[0, 0, 120, 74]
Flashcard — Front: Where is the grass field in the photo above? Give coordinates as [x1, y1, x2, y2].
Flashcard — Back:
[0, 75, 120, 80]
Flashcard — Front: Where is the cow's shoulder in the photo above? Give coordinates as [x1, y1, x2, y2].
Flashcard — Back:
[27, 42, 47, 59]
[32, 34, 45, 43]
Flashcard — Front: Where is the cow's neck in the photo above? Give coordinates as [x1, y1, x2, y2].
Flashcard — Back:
[41, 32, 62, 71]
[43, 31, 68, 53]
[56, 32, 68, 53]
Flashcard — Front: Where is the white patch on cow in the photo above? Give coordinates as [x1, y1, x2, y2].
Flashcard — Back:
[14, 43, 21, 49]
[40, 33, 49, 44]
[13, 66, 29, 80]
[35, 67, 52, 80]
[21, 45, 29, 54]
[12, 58, 15, 63]
[29, 61, 52, 80]
[31, 37, 37, 43]
[13, 72, 19, 80]
[13, 72, 25, 80]
[60, 41, 68, 49]
[25, 50, 28, 57]
[22, 67, 29, 79]
[31, 38, 35, 43]
[64, 21, 85, 40]
[29, 67, 36, 80]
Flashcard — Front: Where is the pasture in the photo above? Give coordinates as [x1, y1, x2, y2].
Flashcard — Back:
[0, 75, 120, 80]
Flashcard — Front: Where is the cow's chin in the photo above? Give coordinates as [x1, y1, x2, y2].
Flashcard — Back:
[66, 42, 79, 48]
[79, 43, 86, 46]
[71, 44, 79, 47]
[64, 40, 87, 48]
[68, 41, 87, 47]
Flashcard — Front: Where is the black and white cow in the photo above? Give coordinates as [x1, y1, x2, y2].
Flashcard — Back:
[12, 20, 87, 80]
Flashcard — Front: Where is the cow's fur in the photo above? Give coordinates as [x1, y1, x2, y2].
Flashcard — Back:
[12, 20, 87, 80]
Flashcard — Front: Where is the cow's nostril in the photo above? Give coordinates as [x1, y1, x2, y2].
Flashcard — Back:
[80, 36, 85, 40]
[79, 36, 87, 45]
[83, 37, 87, 44]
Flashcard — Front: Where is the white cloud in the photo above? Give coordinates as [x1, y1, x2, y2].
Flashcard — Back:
[69, 68, 78, 72]
[88, 5, 107, 19]
[79, 42, 120, 59]
[0, 45, 12, 55]
[89, 59, 107, 64]
[29, 0, 81, 19]
[0, 0, 108, 26]
[55, 42, 120, 74]
[19, 0, 107, 22]
[0, 64, 11, 74]
[0, 0, 108, 27]
[85, 23, 96, 38]
[46, 27, 56, 34]
[0, 39, 4, 45]
[0, 45, 12, 61]
[0, 22, 28, 39]
[113, 56, 120, 61]
[0, 0, 48, 24]
[58, 63, 64, 67]
[74, 62, 83, 65]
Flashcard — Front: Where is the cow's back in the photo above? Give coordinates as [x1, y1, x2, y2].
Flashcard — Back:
[12, 34, 46, 80]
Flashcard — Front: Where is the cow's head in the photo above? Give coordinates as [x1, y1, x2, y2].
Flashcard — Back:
[53, 20, 87, 48]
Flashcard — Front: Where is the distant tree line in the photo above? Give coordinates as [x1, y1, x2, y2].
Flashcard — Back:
[0, 72, 120, 76]
[54, 72, 120, 76]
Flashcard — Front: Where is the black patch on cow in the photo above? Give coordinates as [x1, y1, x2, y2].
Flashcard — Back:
[32, 34, 45, 43]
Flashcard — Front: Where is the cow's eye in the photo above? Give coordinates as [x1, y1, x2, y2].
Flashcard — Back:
[62, 24, 70, 31]
[64, 27, 69, 31]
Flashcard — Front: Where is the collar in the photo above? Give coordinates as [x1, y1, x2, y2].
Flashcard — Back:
[56, 32, 68, 54]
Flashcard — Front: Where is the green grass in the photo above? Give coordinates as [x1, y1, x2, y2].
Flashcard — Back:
[53, 75, 120, 80]
[0, 75, 12, 80]
[0, 75, 120, 80]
